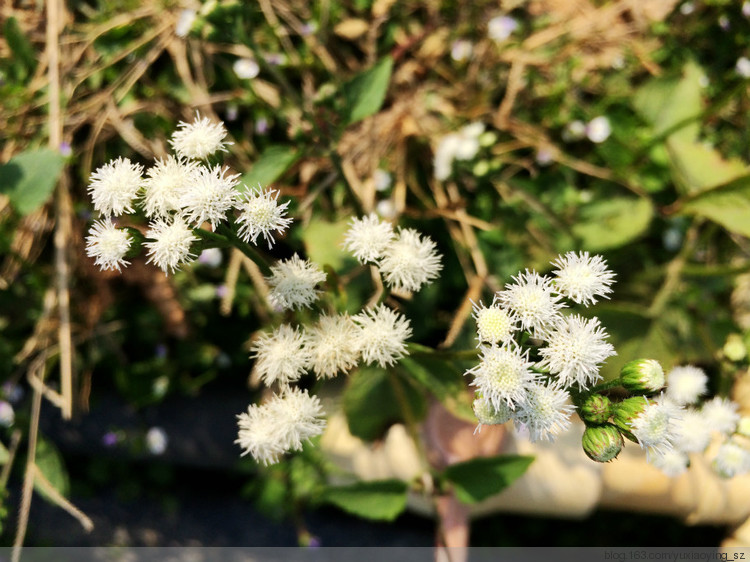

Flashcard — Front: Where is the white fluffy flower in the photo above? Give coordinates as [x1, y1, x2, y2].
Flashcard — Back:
[170, 114, 230, 160]
[537, 314, 616, 389]
[343, 213, 395, 264]
[268, 387, 327, 452]
[235, 402, 286, 465]
[377, 228, 442, 293]
[472, 299, 517, 346]
[487, 15, 518, 41]
[305, 314, 360, 379]
[466, 345, 537, 410]
[627, 396, 682, 459]
[651, 449, 689, 477]
[497, 270, 565, 338]
[353, 304, 412, 367]
[712, 439, 750, 478]
[472, 395, 513, 432]
[266, 254, 326, 311]
[233, 58, 260, 79]
[513, 382, 575, 442]
[178, 165, 240, 229]
[141, 156, 198, 218]
[701, 397, 740, 435]
[666, 365, 708, 405]
[235, 186, 293, 248]
[86, 218, 132, 271]
[251, 324, 310, 387]
[551, 251, 615, 306]
[586, 116, 612, 143]
[144, 216, 198, 274]
[88, 157, 143, 216]
[672, 408, 712, 453]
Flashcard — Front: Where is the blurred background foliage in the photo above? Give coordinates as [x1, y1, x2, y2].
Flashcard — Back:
[1, 0, 750, 547]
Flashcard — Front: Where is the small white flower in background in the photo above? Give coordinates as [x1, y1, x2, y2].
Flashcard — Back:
[472, 299, 517, 346]
[586, 116, 612, 143]
[233, 58, 260, 79]
[450, 39, 473, 62]
[672, 408, 713, 453]
[353, 304, 412, 367]
[513, 382, 575, 442]
[743, 1, 750, 18]
[467, 345, 537, 410]
[86, 218, 133, 272]
[373, 169, 392, 192]
[198, 247, 223, 268]
[175, 9, 197, 37]
[170, 114, 231, 160]
[235, 402, 286, 465]
[433, 122, 485, 180]
[679, 2, 694, 15]
[378, 228, 443, 293]
[562, 120, 587, 142]
[718, 15, 730, 31]
[538, 314, 616, 389]
[651, 449, 689, 478]
[343, 213, 395, 264]
[535, 147, 554, 166]
[487, 15, 518, 41]
[551, 251, 616, 306]
[144, 216, 198, 274]
[141, 156, 198, 218]
[712, 439, 750, 478]
[146, 427, 168, 455]
[738, 416, 750, 438]
[0, 401, 14, 427]
[736, 57, 750, 79]
[264, 52, 287, 66]
[701, 396, 740, 435]
[497, 269, 565, 338]
[266, 254, 326, 311]
[375, 199, 397, 220]
[88, 157, 143, 217]
[235, 186, 293, 248]
[178, 165, 240, 229]
[251, 324, 310, 387]
[305, 314, 361, 379]
[665, 365, 707, 405]
[627, 396, 682, 459]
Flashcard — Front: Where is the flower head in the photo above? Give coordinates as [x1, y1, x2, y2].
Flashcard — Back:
[651, 449, 690, 477]
[666, 365, 708, 406]
[466, 345, 537, 410]
[141, 156, 198, 218]
[178, 165, 240, 229]
[472, 299, 517, 346]
[582, 424, 623, 463]
[353, 305, 412, 367]
[488, 15, 518, 41]
[672, 408, 712, 453]
[472, 395, 513, 433]
[88, 157, 143, 216]
[497, 270, 565, 338]
[615, 395, 682, 459]
[377, 228, 442, 293]
[144, 216, 198, 274]
[85, 218, 133, 271]
[513, 382, 576, 442]
[235, 402, 286, 465]
[712, 439, 750, 478]
[343, 213, 395, 264]
[235, 185, 293, 248]
[551, 251, 615, 306]
[266, 254, 326, 311]
[251, 324, 310, 387]
[170, 114, 231, 160]
[701, 396, 740, 435]
[537, 314, 615, 389]
[305, 314, 360, 379]
[620, 359, 665, 393]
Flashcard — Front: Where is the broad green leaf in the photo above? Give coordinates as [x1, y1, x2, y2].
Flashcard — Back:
[34, 437, 70, 502]
[398, 356, 474, 423]
[4, 17, 37, 81]
[0, 149, 65, 215]
[572, 197, 653, 251]
[667, 138, 748, 194]
[443, 455, 534, 504]
[342, 366, 426, 442]
[238, 145, 299, 189]
[322, 479, 408, 521]
[679, 175, 750, 237]
[342, 56, 393, 125]
[303, 218, 354, 271]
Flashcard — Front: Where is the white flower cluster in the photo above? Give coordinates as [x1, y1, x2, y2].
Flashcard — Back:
[433, 122, 485, 181]
[342, 213, 443, 293]
[645, 365, 750, 478]
[467, 251, 617, 441]
[85, 114, 292, 274]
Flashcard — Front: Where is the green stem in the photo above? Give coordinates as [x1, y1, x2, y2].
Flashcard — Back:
[587, 378, 623, 394]
[406, 344, 479, 361]
[215, 224, 273, 276]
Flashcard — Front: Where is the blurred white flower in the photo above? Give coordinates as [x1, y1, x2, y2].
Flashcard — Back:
[146, 427, 168, 455]
[562, 120, 587, 142]
[672, 408, 712, 453]
[198, 247, 223, 268]
[736, 57, 750, 78]
[433, 122, 485, 180]
[378, 228, 443, 293]
[743, 1, 750, 18]
[353, 304, 412, 368]
[375, 199, 397, 220]
[251, 324, 310, 387]
[175, 9, 197, 37]
[665, 365, 707, 405]
[551, 251, 616, 306]
[373, 169, 392, 192]
[651, 449, 689, 477]
[450, 39, 473, 62]
[680, 2, 694, 15]
[235, 186, 293, 248]
[266, 254, 326, 310]
[713, 439, 750, 478]
[488, 16, 518, 41]
[305, 314, 360, 379]
[343, 213, 395, 264]
[0, 401, 14, 427]
[627, 396, 682, 459]
[586, 116, 612, 143]
[170, 114, 231, 160]
[233, 58, 260, 79]
[88, 157, 143, 217]
[701, 396, 740, 435]
[86, 218, 132, 272]
[144, 216, 198, 274]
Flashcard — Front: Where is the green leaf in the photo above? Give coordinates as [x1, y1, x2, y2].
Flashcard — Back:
[571, 197, 653, 251]
[4, 17, 37, 81]
[342, 366, 426, 442]
[0, 149, 65, 215]
[398, 356, 474, 423]
[34, 437, 70, 502]
[322, 479, 408, 521]
[679, 175, 750, 237]
[443, 455, 534, 504]
[666, 138, 748, 195]
[238, 145, 299, 189]
[0, 441, 9, 465]
[303, 218, 355, 271]
[342, 56, 393, 125]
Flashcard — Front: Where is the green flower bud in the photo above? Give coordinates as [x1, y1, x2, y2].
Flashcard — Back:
[582, 424, 623, 462]
[579, 394, 613, 424]
[473, 395, 512, 426]
[612, 396, 649, 442]
[620, 359, 665, 393]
